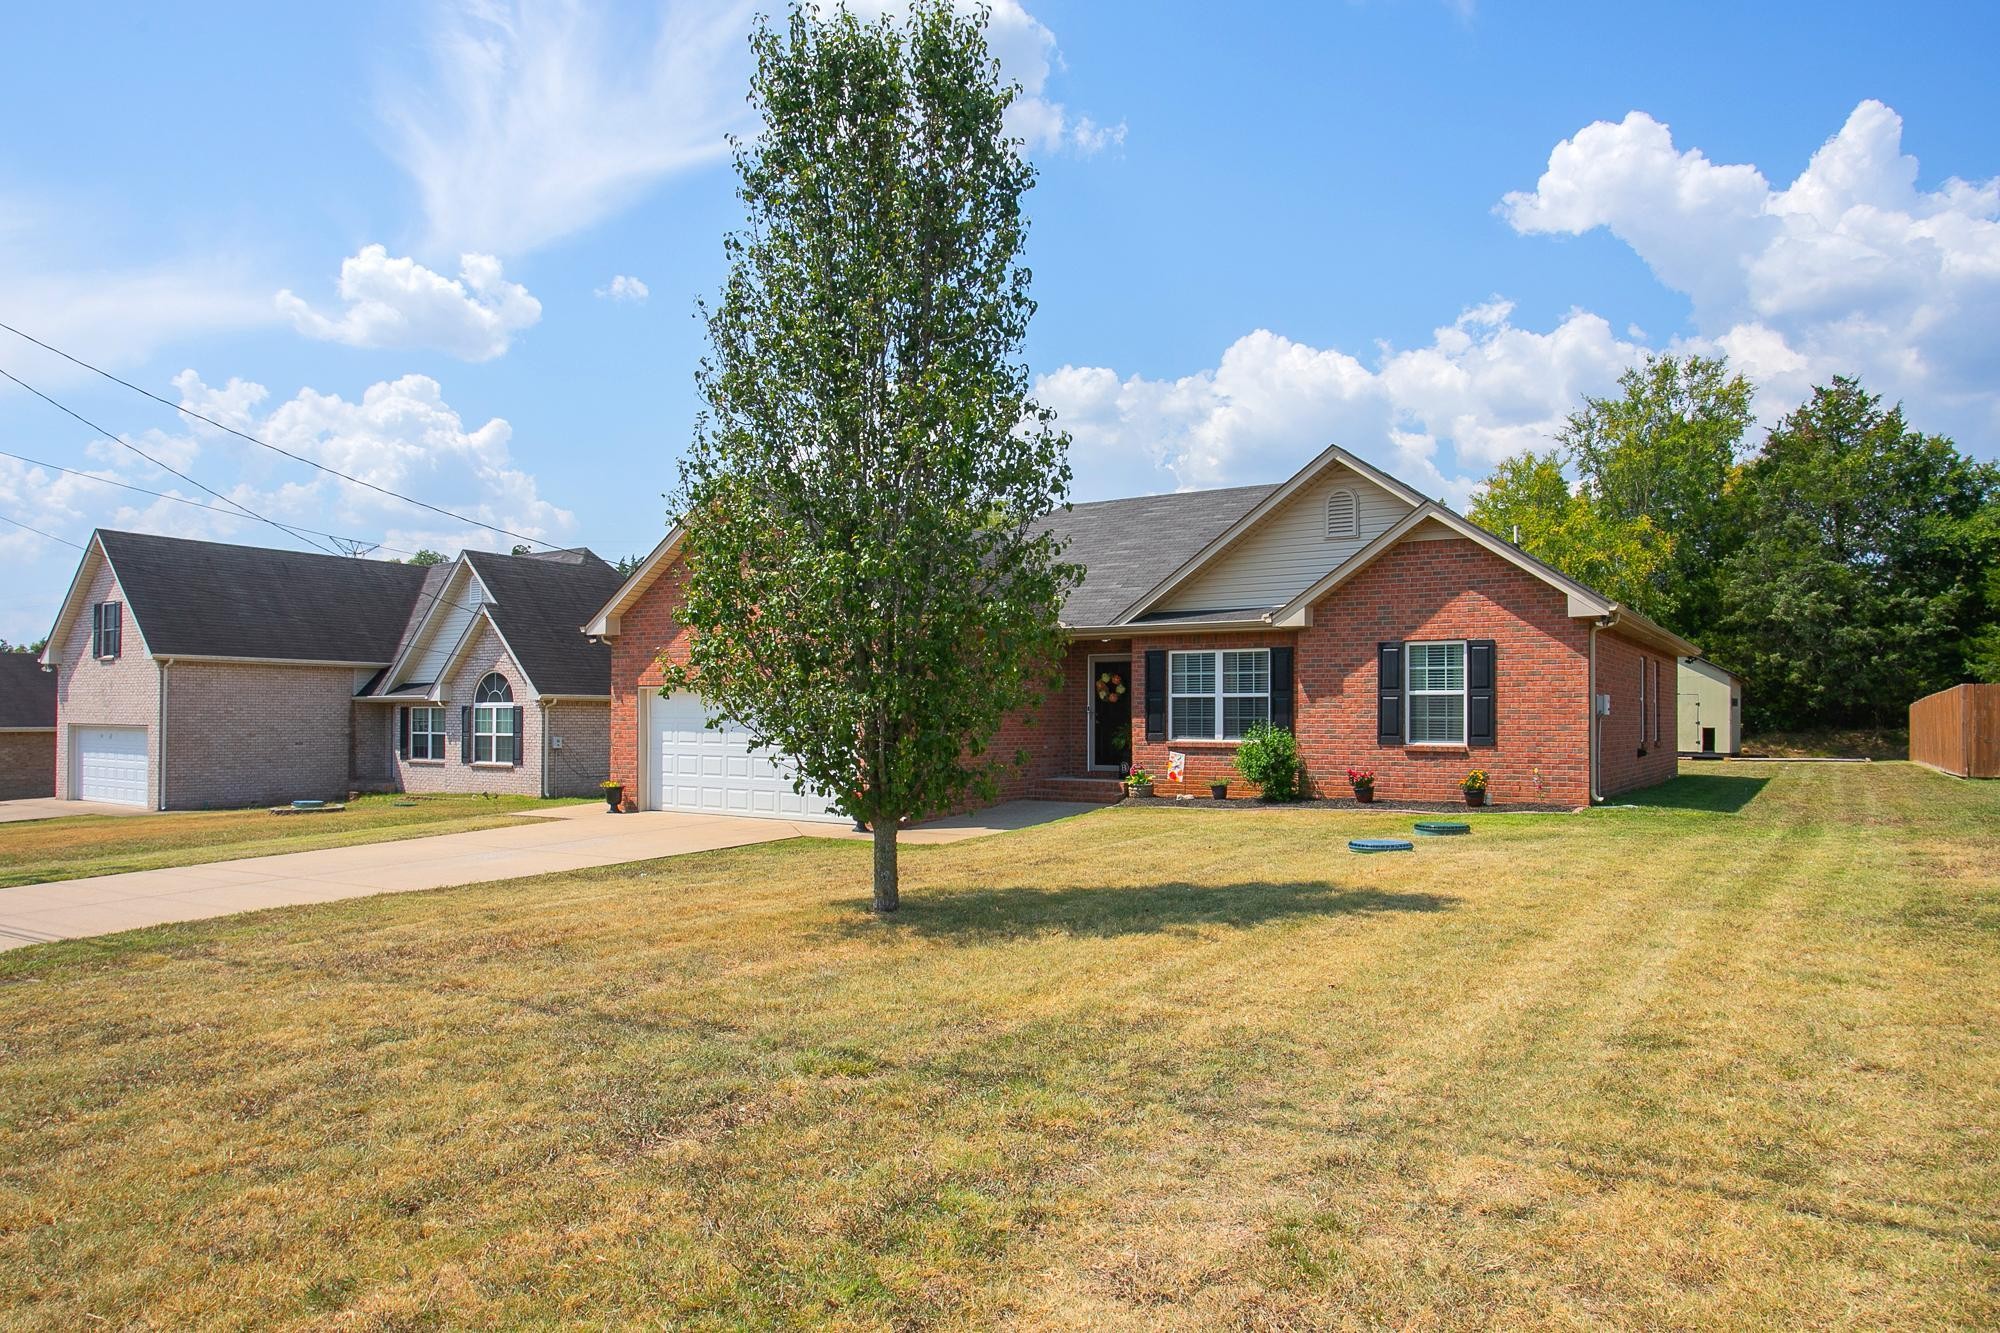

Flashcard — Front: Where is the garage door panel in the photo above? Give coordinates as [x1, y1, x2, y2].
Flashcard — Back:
[74, 726, 148, 806]
[648, 693, 842, 823]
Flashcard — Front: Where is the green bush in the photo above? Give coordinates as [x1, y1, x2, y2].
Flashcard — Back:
[1234, 723, 1305, 802]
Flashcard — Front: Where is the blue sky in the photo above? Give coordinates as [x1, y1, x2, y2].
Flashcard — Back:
[4, 1, 1998, 644]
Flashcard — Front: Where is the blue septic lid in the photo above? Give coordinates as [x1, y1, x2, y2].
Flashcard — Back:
[1349, 837, 1415, 853]
[1414, 821, 1471, 835]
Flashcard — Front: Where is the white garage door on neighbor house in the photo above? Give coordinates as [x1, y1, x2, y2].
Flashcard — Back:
[647, 692, 844, 823]
[73, 726, 148, 805]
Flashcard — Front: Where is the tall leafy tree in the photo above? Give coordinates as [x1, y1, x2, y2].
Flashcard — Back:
[667, 1, 1075, 913]
[1557, 352, 1755, 631]
[1715, 377, 1998, 727]
[1467, 451, 1677, 618]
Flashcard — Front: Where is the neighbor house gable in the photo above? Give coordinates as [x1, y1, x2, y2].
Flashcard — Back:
[380, 560, 493, 693]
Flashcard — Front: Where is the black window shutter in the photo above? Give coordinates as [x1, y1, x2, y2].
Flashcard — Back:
[399, 707, 410, 759]
[90, 603, 102, 656]
[1467, 639, 1497, 747]
[1377, 641, 1404, 745]
[1143, 649, 1167, 743]
[461, 705, 474, 764]
[1269, 646, 1294, 731]
[512, 705, 525, 767]
[108, 603, 120, 658]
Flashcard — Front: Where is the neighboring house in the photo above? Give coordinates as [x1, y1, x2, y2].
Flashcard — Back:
[0, 653, 57, 799]
[1677, 657, 1744, 755]
[585, 444, 1697, 817]
[354, 548, 621, 798]
[39, 532, 617, 808]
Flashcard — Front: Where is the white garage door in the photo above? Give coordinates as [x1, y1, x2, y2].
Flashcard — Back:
[74, 726, 148, 806]
[647, 692, 844, 823]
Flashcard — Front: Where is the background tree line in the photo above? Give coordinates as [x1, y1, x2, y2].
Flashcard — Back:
[1469, 355, 1999, 732]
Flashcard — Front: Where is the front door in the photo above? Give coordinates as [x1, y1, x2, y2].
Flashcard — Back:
[1090, 658, 1132, 771]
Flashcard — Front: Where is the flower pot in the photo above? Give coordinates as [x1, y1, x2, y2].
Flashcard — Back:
[1209, 782, 1228, 800]
[1463, 789, 1486, 807]
[1129, 782, 1153, 799]
[1353, 787, 1375, 803]
[602, 785, 623, 811]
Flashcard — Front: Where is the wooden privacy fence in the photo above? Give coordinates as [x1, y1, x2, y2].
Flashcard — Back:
[1908, 683, 2000, 778]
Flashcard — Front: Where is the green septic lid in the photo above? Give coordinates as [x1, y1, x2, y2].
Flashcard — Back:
[1349, 838, 1415, 853]
[1414, 821, 1471, 835]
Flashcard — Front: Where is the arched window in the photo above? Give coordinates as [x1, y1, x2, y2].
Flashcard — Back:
[1325, 487, 1358, 539]
[472, 672, 517, 764]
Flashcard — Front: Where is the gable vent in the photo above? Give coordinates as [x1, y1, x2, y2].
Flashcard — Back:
[1325, 488, 1358, 540]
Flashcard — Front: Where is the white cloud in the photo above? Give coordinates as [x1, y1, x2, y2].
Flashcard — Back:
[277, 245, 542, 361]
[0, 370, 572, 570]
[820, 0, 1124, 157]
[595, 274, 650, 302]
[382, 0, 755, 256]
[1503, 99, 2000, 437]
[1038, 303, 1642, 506]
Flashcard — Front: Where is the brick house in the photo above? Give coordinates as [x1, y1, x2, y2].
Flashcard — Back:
[584, 444, 1695, 818]
[37, 531, 617, 809]
[0, 653, 57, 800]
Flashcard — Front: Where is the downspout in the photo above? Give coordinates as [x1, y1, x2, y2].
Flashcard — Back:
[157, 658, 171, 811]
[1589, 611, 1624, 804]
[539, 698, 551, 799]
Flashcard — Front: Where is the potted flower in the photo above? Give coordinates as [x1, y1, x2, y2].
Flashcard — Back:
[1460, 769, 1489, 807]
[1346, 767, 1376, 803]
[1125, 767, 1155, 799]
[1209, 779, 1229, 800]
[598, 779, 624, 812]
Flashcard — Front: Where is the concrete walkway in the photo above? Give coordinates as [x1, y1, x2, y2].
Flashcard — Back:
[0, 797, 158, 824]
[0, 799, 1098, 950]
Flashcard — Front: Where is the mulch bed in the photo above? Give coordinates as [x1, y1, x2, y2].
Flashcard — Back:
[1122, 794, 1576, 814]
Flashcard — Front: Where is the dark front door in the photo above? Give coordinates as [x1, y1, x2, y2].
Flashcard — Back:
[1091, 658, 1132, 771]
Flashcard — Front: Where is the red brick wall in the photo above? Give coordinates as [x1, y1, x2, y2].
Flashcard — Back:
[1595, 629, 1679, 798]
[608, 559, 696, 810]
[1293, 537, 1595, 806]
[1127, 631, 1301, 796]
[989, 640, 1121, 798]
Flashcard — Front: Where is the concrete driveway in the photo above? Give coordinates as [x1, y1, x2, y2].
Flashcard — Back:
[0, 798, 158, 824]
[0, 800, 1096, 950]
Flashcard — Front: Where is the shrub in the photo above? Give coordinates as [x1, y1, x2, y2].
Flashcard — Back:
[1235, 723, 1305, 802]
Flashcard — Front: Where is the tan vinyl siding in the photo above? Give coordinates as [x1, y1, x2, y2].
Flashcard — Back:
[1677, 658, 1742, 754]
[1154, 468, 1413, 614]
[405, 567, 489, 686]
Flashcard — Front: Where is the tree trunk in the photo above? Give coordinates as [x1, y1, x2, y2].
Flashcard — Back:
[872, 820, 899, 914]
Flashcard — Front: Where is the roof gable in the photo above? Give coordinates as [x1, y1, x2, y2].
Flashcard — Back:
[459, 550, 621, 696]
[61, 531, 431, 665]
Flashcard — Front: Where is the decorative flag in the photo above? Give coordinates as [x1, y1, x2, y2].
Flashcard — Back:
[1166, 750, 1186, 783]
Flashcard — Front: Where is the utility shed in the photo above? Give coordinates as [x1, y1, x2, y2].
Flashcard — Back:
[1678, 657, 1742, 755]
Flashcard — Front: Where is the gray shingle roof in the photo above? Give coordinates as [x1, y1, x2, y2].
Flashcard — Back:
[462, 550, 622, 696]
[0, 653, 56, 728]
[96, 530, 432, 663]
[1034, 484, 1276, 626]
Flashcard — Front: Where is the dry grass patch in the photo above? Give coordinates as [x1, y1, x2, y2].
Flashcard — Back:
[0, 763, 1995, 1328]
[0, 793, 582, 888]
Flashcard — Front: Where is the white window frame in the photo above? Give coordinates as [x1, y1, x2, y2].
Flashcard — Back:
[1406, 640, 1467, 746]
[408, 706, 446, 761]
[1167, 648, 1271, 742]
[472, 673, 516, 765]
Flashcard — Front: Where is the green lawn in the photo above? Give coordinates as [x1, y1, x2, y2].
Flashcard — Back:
[0, 763, 1994, 1328]
[0, 793, 584, 888]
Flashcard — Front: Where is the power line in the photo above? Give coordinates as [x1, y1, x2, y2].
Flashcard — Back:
[0, 446, 428, 559]
[0, 364, 344, 556]
[0, 318, 557, 551]
[0, 512, 83, 550]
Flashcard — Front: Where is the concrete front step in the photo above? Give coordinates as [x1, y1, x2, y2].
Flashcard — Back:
[1031, 776, 1127, 804]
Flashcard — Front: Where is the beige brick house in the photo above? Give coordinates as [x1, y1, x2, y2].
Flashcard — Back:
[0, 653, 57, 799]
[39, 532, 617, 809]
